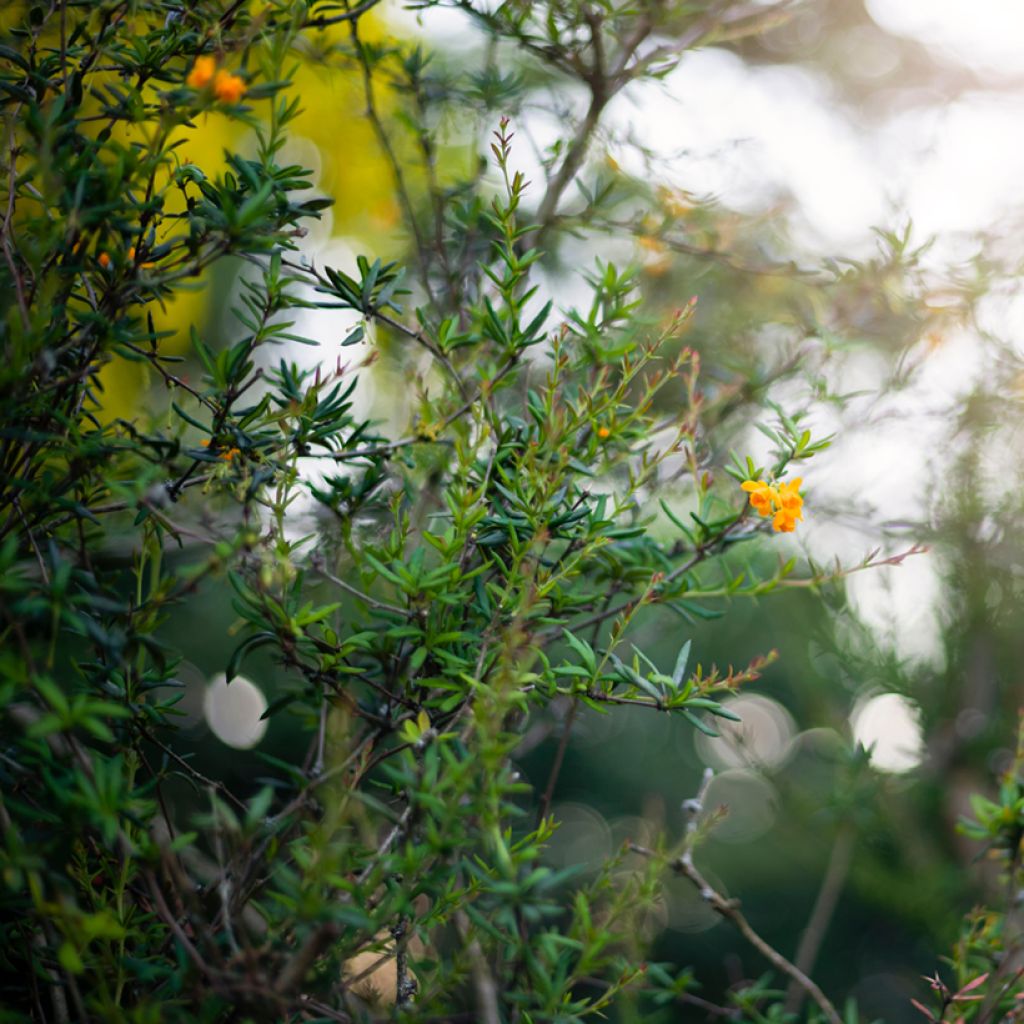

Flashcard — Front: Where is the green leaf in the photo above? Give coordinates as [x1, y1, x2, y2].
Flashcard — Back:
[58, 942, 84, 975]
[671, 640, 692, 688]
[362, 551, 406, 587]
[682, 709, 719, 736]
[562, 629, 596, 673]
[226, 632, 277, 683]
[246, 786, 275, 828]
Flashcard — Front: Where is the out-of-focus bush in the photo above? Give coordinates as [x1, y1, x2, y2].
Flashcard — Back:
[0, 2, 1021, 1023]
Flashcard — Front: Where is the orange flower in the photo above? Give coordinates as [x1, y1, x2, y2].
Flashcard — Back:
[97, 251, 111, 269]
[772, 507, 799, 533]
[129, 245, 156, 269]
[741, 479, 778, 517]
[186, 55, 217, 89]
[742, 476, 804, 532]
[200, 439, 239, 462]
[777, 478, 803, 515]
[213, 69, 247, 103]
[597, 426, 611, 439]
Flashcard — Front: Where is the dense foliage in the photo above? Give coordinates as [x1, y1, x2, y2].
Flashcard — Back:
[0, 1, 1020, 1022]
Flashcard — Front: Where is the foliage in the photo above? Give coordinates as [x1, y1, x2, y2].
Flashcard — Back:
[909, 721, 1024, 1024]
[0, 1, 1020, 1023]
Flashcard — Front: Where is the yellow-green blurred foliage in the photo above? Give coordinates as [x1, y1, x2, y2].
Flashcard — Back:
[94, 4, 402, 420]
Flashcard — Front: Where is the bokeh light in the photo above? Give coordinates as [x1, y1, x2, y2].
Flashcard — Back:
[850, 692, 925, 773]
[544, 802, 613, 871]
[692, 694, 797, 772]
[701, 769, 779, 845]
[203, 673, 269, 750]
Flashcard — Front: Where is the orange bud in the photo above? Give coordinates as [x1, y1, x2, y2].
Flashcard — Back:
[213, 69, 246, 104]
[186, 55, 217, 89]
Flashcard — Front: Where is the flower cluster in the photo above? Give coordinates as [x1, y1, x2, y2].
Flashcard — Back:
[741, 477, 804, 533]
[186, 55, 247, 103]
[200, 438, 240, 462]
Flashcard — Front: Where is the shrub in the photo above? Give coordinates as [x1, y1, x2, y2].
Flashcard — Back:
[0, 2, 1020, 1022]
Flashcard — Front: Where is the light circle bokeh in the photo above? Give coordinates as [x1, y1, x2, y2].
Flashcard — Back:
[850, 692, 925, 773]
[693, 693, 797, 771]
[204, 672, 269, 750]
[701, 769, 779, 845]
[544, 802, 613, 871]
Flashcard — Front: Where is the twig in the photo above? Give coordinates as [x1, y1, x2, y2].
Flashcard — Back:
[12, 497, 49, 584]
[370, 307, 469, 401]
[392, 917, 418, 1007]
[273, 802, 415, 995]
[45, 472, 217, 533]
[274, 920, 342, 996]
[346, 10, 439, 309]
[143, 868, 214, 976]
[677, 990, 741, 1018]
[785, 822, 855, 1014]
[1, 119, 30, 331]
[209, 792, 240, 957]
[537, 699, 579, 824]
[144, 730, 248, 812]
[631, 769, 844, 1024]
[519, 6, 654, 251]
[34, 930, 69, 1024]
[525, 91, 607, 252]
[312, 559, 411, 616]
[679, 766, 716, 866]
[456, 910, 501, 1024]
[303, 0, 381, 28]
[313, 696, 328, 778]
[322, 349, 518, 464]
[557, 541, 928, 642]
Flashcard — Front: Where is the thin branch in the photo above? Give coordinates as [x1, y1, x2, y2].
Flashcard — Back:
[324, 349, 518, 464]
[313, 696, 328, 778]
[346, 9, 439, 309]
[274, 920, 342, 996]
[303, 0, 382, 28]
[143, 868, 215, 977]
[12, 497, 49, 584]
[537, 698, 579, 824]
[46, 472, 217, 533]
[392, 917, 418, 1007]
[144, 731, 248, 813]
[631, 769, 844, 1024]
[312, 558, 411, 616]
[1, 119, 30, 331]
[785, 822, 856, 1014]
[525, 90, 607, 252]
[676, 990, 741, 1019]
[370, 306, 469, 401]
[558, 541, 929, 641]
[456, 910, 501, 1024]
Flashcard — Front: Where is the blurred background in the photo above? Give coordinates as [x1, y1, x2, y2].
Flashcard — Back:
[129, 2, 1024, 1019]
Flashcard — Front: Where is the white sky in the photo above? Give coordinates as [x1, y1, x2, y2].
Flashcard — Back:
[866, 0, 1024, 77]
